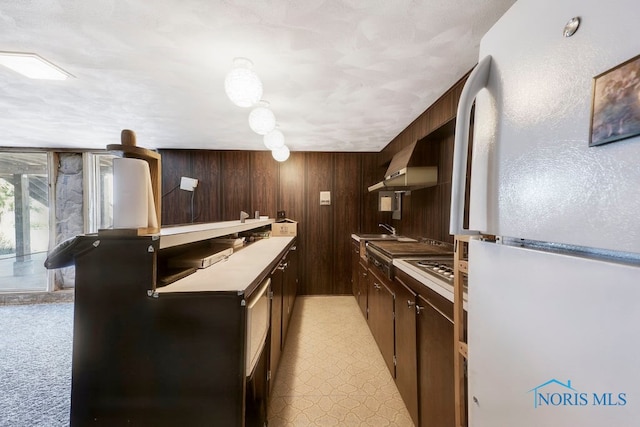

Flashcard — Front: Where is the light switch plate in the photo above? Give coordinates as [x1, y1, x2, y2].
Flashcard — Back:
[320, 191, 331, 205]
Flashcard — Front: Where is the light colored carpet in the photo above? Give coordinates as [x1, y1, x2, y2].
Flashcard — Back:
[268, 296, 414, 426]
[0, 302, 73, 426]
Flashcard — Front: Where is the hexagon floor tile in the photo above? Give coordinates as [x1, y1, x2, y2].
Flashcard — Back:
[268, 296, 414, 427]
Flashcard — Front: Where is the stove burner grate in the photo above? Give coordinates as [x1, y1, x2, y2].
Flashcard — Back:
[412, 259, 455, 281]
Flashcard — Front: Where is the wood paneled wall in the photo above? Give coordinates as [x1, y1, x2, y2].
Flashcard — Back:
[159, 72, 470, 295]
[361, 73, 469, 244]
[160, 150, 362, 296]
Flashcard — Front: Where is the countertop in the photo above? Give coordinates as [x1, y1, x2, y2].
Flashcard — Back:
[393, 259, 467, 310]
[350, 233, 416, 243]
[155, 236, 295, 294]
[160, 218, 274, 249]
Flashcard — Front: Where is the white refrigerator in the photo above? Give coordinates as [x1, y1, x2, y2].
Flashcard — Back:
[450, 0, 640, 426]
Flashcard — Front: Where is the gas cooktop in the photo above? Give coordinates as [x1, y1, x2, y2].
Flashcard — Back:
[404, 259, 456, 284]
[366, 238, 455, 281]
[367, 239, 454, 258]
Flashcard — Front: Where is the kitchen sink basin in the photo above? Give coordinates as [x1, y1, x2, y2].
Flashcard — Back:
[355, 233, 398, 240]
[353, 234, 417, 242]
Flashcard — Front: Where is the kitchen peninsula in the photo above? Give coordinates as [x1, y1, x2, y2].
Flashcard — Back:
[66, 219, 297, 426]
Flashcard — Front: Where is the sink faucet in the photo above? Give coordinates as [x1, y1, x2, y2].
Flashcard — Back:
[378, 223, 396, 235]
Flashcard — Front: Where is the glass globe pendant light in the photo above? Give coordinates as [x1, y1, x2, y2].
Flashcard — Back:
[224, 57, 263, 108]
[272, 145, 290, 162]
[248, 101, 276, 135]
[263, 129, 285, 150]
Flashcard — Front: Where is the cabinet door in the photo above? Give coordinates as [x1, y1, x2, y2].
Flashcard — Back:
[351, 241, 360, 296]
[269, 263, 284, 392]
[368, 266, 396, 377]
[393, 274, 419, 426]
[357, 261, 368, 318]
[417, 293, 455, 427]
[282, 245, 298, 343]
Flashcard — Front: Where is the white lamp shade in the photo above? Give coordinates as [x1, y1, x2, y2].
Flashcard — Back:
[224, 58, 263, 108]
[272, 145, 290, 162]
[248, 106, 276, 135]
[263, 129, 285, 150]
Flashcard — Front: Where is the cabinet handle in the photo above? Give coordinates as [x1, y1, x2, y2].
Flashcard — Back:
[277, 261, 288, 271]
[374, 283, 381, 290]
[407, 300, 416, 309]
[415, 305, 425, 315]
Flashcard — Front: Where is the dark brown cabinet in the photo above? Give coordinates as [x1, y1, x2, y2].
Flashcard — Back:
[282, 245, 298, 346]
[351, 240, 368, 318]
[393, 271, 419, 426]
[357, 260, 368, 318]
[269, 244, 298, 392]
[69, 236, 250, 426]
[351, 240, 360, 297]
[360, 261, 457, 427]
[269, 260, 284, 392]
[367, 265, 396, 377]
[417, 290, 455, 427]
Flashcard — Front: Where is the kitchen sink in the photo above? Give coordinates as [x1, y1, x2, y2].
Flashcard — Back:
[355, 233, 398, 240]
[354, 233, 417, 242]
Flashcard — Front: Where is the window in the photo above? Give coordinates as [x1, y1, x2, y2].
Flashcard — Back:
[85, 153, 114, 233]
[0, 151, 117, 293]
[0, 152, 50, 292]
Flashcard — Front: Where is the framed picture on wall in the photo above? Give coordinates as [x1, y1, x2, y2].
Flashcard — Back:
[590, 53, 640, 147]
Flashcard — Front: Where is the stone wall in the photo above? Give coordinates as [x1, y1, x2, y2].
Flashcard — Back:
[54, 153, 83, 289]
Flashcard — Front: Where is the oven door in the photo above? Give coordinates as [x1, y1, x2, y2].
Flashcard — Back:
[246, 278, 271, 376]
[245, 278, 271, 427]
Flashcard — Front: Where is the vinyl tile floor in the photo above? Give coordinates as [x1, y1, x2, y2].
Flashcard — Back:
[268, 296, 414, 426]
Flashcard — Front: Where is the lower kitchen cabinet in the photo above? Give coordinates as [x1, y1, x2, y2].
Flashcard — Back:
[269, 244, 298, 392]
[269, 261, 284, 392]
[381, 266, 456, 427]
[356, 259, 368, 318]
[282, 244, 298, 342]
[367, 265, 396, 377]
[416, 284, 456, 427]
[393, 272, 419, 426]
[351, 240, 360, 297]
[351, 239, 368, 319]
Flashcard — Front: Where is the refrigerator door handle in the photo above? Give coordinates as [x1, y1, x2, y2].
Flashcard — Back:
[450, 55, 492, 235]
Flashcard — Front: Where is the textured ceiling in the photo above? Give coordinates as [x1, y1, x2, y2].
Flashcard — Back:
[0, 0, 515, 152]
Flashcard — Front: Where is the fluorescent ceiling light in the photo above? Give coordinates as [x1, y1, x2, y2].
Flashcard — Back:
[0, 51, 73, 80]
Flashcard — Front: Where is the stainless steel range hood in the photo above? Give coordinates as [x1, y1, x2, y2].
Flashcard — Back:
[368, 141, 438, 192]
